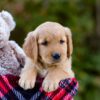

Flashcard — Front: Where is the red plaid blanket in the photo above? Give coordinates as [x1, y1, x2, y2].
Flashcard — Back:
[0, 75, 78, 100]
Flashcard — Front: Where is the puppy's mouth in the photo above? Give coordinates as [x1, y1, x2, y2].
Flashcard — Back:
[41, 55, 64, 65]
[52, 59, 61, 63]
[47, 59, 62, 65]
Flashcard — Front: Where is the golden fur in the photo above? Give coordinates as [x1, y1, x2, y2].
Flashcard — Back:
[19, 22, 74, 92]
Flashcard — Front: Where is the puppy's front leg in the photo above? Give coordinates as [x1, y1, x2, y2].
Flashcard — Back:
[42, 67, 74, 92]
[19, 58, 37, 90]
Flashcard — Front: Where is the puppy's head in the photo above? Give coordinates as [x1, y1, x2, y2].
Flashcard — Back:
[23, 22, 73, 65]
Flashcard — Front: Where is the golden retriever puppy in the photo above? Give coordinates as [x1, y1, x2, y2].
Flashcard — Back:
[19, 22, 74, 92]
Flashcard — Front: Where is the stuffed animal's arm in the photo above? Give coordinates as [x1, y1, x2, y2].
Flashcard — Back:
[9, 41, 26, 67]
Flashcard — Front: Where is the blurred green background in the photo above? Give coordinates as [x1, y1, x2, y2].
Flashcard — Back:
[0, 0, 100, 100]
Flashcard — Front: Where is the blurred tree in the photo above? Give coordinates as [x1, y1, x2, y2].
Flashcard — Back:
[96, 0, 100, 36]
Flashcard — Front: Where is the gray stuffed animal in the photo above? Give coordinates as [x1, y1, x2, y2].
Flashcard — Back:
[0, 10, 25, 76]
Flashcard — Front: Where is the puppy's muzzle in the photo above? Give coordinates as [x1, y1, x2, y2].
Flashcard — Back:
[52, 52, 61, 61]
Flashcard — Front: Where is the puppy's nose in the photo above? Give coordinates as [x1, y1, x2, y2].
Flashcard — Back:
[52, 53, 61, 60]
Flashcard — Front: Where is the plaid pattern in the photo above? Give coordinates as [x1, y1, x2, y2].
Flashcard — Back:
[0, 75, 78, 100]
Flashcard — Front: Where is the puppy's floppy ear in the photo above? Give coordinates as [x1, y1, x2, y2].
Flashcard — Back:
[23, 31, 38, 63]
[64, 27, 73, 58]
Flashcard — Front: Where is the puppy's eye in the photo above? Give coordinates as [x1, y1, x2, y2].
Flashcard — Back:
[60, 40, 65, 44]
[41, 40, 48, 46]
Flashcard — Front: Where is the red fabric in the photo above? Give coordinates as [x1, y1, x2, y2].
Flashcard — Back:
[0, 75, 78, 100]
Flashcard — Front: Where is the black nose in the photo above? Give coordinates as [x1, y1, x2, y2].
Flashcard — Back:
[52, 53, 61, 60]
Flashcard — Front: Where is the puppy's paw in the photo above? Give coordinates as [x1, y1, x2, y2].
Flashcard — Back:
[19, 76, 35, 90]
[42, 68, 72, 92]
[19, 70, 36, 90]
[42, 77, 59, 92]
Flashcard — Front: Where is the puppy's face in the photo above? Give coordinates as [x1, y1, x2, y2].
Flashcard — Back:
[23, 22, 73, 66]
[38, 31, 67, 65]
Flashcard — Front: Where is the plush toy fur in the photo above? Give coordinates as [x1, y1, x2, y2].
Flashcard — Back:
[0, 10, 25, 76]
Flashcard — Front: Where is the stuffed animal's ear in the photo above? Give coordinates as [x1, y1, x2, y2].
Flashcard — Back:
[23, 31, 38, 63]
[1, 10, 16, 31]
[64, 27, 73, 58]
